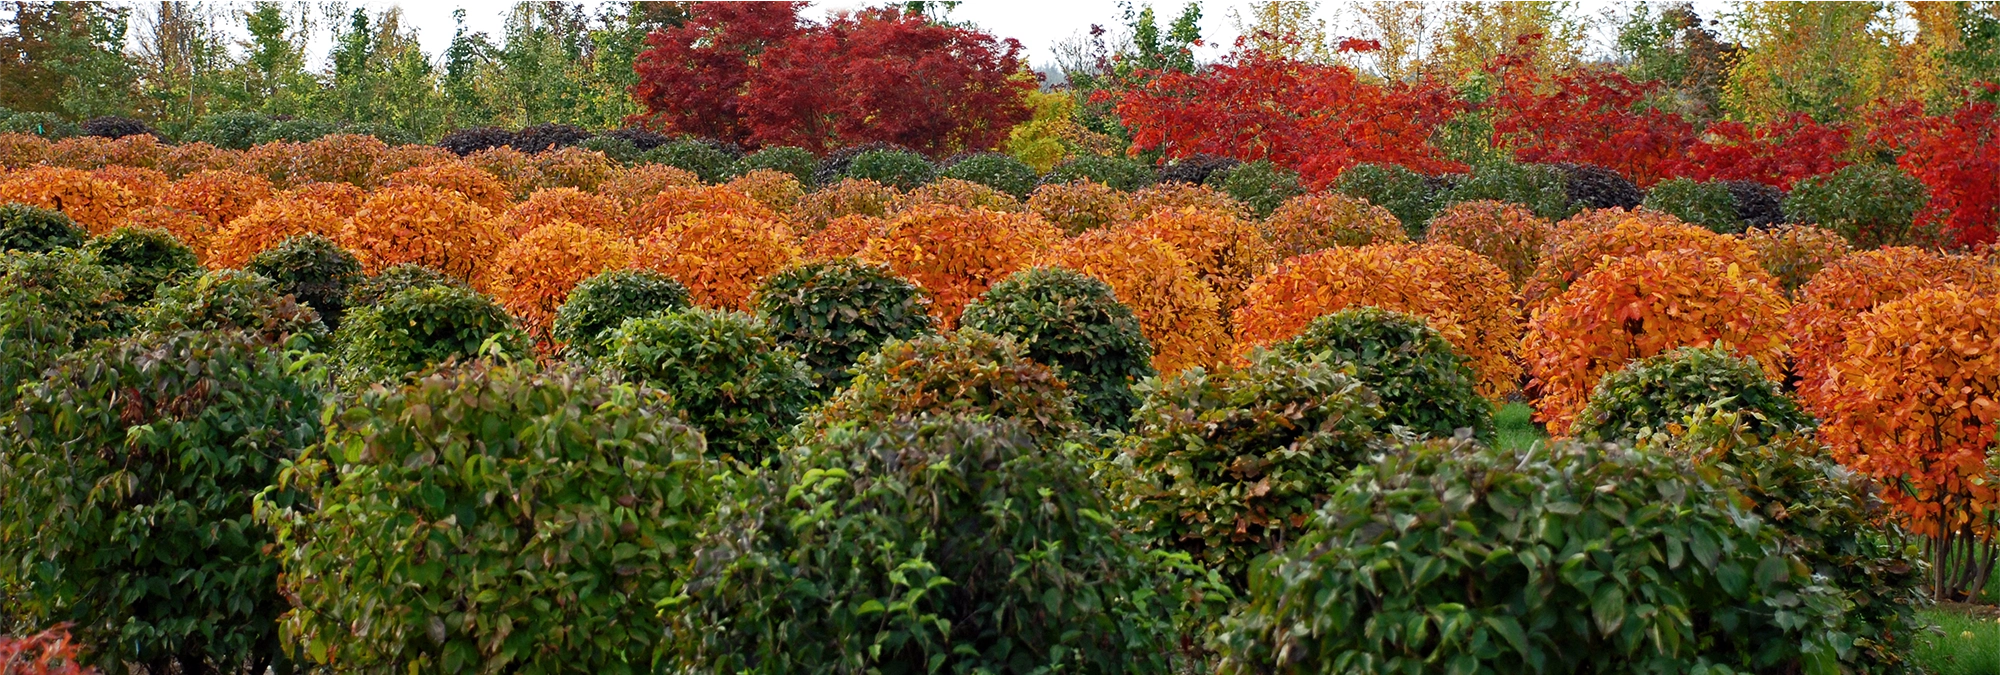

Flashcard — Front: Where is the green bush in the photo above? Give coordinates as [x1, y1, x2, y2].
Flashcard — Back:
[642, 138, 739, 184]
[332, 284, 530, 385]
[1274, 307, 1492, 439]
[843, 148, 936, 190]
[754, 259, 933, 390]
[1575, 346, 1812, 442]
[138, 270, 325, 345]
[1644, 178, 1745, 234]
[604, 308, 818, 462]
[0, 203, 87, 253]
[253, 117, 338, 144]
[732, 145, 817, 186]
[0, 330, 321, 675]
[264, 361, 715, 673]
[941, 152, 1040, 199]
[578, 134, 643, 164]
[662, 414, 1202, 674]
[1330, 163, 1439, 238]
[551, 268, 692, 359]
[1442, 161, 1575, 221]
[341, 121, 418, 146]
[1043, 154, 1155, 192]
[1785, 163, 1928, 249]
[1214, 438, 1864, 673]
[343, 263, 469, 309]
[84, 227, 200, 304]
[0, 112, 77, 139]
[1116, 351, 1382, 587]
[803, 330, 1081, 440]
[1206, 159, 1305, 218]
[245, 234, 364, 331]
[0, 250, 126, 410]
[959, 267, 1153, 429]
[183, 111, 275, 150]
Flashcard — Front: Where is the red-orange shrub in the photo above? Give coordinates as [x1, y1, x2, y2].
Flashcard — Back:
[1261, 192, 1407, 258]
[890, 178, 1022, 214]
[1040, 227, 1228, 373]
[1026, 180, 1133, 235]
[159, 170, 274, 232]
[280, 182, 367, 217]
[1523, 215, 1765, 308]
[290, 134, 390, 186]
[484, 222, 634, 337]
[795, 178, 899, 232]
[118, 206, 213, 258]
[1424, 200, 1554, 287]
[340, 185, 499, 280]
[1129, 182, 1248, 220]
[1786, 247, 1998, 414]
[208, 197, 350, 269]
[627, 185, 781, 236]
[1522, 248, 1789, 434]
[530, 147, 617, 192]
[237, 141, 301, 185]
[597, 164, 701, 210]
[88, 166, 171, 207]
[158, 141, 242, 178]
[1124, 207, 1277, 324]
[48, 134, 165, 169]
[635, 213, 798, 311]
[0, 132, 50, 169]
[366, 144, 457, 186]
[0, 166, 137, 234]
[491, 188, 623, 238]
[0, 625, 94, 675]
[859, 205, 1062, 327]
[381, 161, 511, 211]
[1741, 224, 1852, 296]
[801, 214, 888, 261]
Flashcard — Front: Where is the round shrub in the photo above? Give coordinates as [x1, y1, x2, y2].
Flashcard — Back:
[578, 134, 643, 164]
[48, 135, 165, 171]
[812, 142, 912, 186]
[482, 222, 634, 337]
[859, 205, 1061, 328]
[754, 259, 934, 389]
[793, 177, 899, 231]
[1206, 159, 1306, 218]
[725, 169, 806, 214]
[1785, 247, 1996, 414]
[596, 163, 700, 210]
[79, 116, 153, 139]
[628, 185, 783, 231]
[1522, 215, 1766, 309]
[344, 263, 469, 309]
[940, 151, 1039, 198]
[160, 169, 273, 232]
[1156, 153, 1239, 185]
[1213, 439, 1866, 674]
[244, 234, 365, 330]
[1422, 199, 1554, 286]
[1643, 177, 1744, 233]
[0, 330, 320, 675]
[641, 138, 740, 184]
[605, 308, 818, 461]
[255, 117, 338, 144]
[1043, 154, 1155, 192]
[530, 146, 619, 192]
[1787, 164, 1928, 248]
[490, 187, 622, 237]
[282, 181, 367, 216]
[663, 415, 1193, 673]
[1577, 346, 1813, 442]
[1129, 182, 1249, 220]
[0, 250, 127, 410]
[206, 196, 347, 269]
[437, 126, 516, 156]
[0, 166, 138, 234]
[1040, 227, 1227, 374]
[599, 126, 672, 151]
[890, 177, 1022, 213]
[340, 185, 499, 280]
[0, 132, 51, 169]
[960, 267, 1154, 429]
[1026, 179, 1133, 234]
[1554, 162, 1643, 211]
[551, 268, 692, 358]
[1726, 179, 1787, 228]
[1440, 161, 1575, 221]
[1262, 192, 1407, 258]
[509, 122, 591, 153]
[731, 145, 816, 186]
[465, 146, 542, 197]
[380, 160, 511, 211]
[842, 148, 936, 190]
[88, 165, 169, 205]
[0, 203, 86, 253]
[800, 214, 886, 260]
[185, 111, 275, 150]
[1126, 207, 1278, 323]
[636, 213, 798, 311]
[137, 269, 326, 345]
[288, 134, 391, 187]
[1742, 223, 1851, 296]
[0, 112, 77, 139]
[804, 330, 1080, 439]
[1276, 307, 1492, 439]
[1331, 162, 1442, 236]
[1116, 351, 1382, 586]
[1523, 249, 1790, 434]
[83, 226, 200, 303]
[340, 121, 418, 146]
[333, 284, 531, 384]
[267, 361, 715, 673]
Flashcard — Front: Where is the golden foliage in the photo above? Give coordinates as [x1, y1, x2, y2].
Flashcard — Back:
[1785, 247, 1998, 415]
[280, 182, 367, 218]
[381, 161, 512, 212]
[484, 221, 634, 337]
[530, 147, 617, 193]
[48, 134, 165, 170]
[291, 134, 391, 187]
[801, 214, 888, 261]
[859, 205, 1062, 327]
[160, 170, 274, 231]
[1026, 179, 1134, 235]
[207, 197, 349, 269]
[491, 188, 623, 238]
[0, 166, 137, 234]
[1125, 207, 1278, 324]
[635, 213, 798, 311]
[367, 145, 457, 186]
[157, 141, 241, 178]
[1130, 182, 1248, 220]
[88, 166, 171, 207]
[1740, 223, 1852, 296]
[794, 178, 899, 232]
[1423, 199, 1554, 286]
[1523, 215, 1766, 308]
[119, 206, 213, 259]
[1040, 227, 1229, 373]
[466, 147, 543, 199]
[890, 178, 1022, 214]
[237, 141, 301, 185]
[628, 185, 781, 237]
[597, 164, 702, 211]
[1262, 192, 1408, 258]
[0, 133, 50, 169]
[723, 169, 805, 214]
[340, 185, 499, 280]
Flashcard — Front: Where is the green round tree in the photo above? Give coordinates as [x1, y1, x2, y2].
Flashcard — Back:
[803, 329, 1081, 440]
[1643, 178, 1745, 234]
[1043, 155, 1155, 192]
[551, 268, 692, 359]
[344, 263, 471, 309]
[0, 203, 87, 253]
[85, 227, 201, 304]
[245, 234, 365, 331]
[332, 285, 530, 385]
[755, 259, 934, 390]
[1274, 307, 1493, 440]
[604, 308, 818, 462]
[138, 270, 326, 346]
[843, 148, 937, 190]
[1784, 163, 1928, 249]
[733, 145, 817, 186]
[959, 267, 1153, 429]
[941, 152, 1040, 199]
[1574, 346, 1812, 442]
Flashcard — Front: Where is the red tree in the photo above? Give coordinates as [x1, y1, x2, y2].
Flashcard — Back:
[1486, 60, 1699, 187]
[1678, 113, 1850, 189]
[630, 2, 804, 145]
[1869, 97, 2000, 248]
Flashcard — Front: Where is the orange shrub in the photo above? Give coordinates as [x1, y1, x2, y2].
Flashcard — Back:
[530, 147, 617, 192]
[159, 141, 243, 178]
[291, 134, 390, 186]
[48, 134, 165, 169]
[1040, 227, 1229, 373]
[597, 164, 701, 210]
[280, 182, 367, 217]
[0, 133, 51, 169]
[89, 166, 171, 206]
[1129, 182, 1247, 219]
[466, 147, 543, 199]
[1423, 200, 1554, 286]
[795, 178, 899, 232]
[890, 178, 1022, 213]
[1522, 215, 1766, 308]
[340, 185, 499, 280]
[484, 222, 634, 337]
[367, 144, 457, 185]
[207, 197, 349, 269]
[159, 170, 274, 232]
[1522, 248, 1790, 434]
[1026, 179, 1132, 234]
[119, 205, 213, 257]
[859, 205, 1062, 327]
[1261, 192, 1407, 258]
[238, 141, 301, 185]
[628, 185, 781, 236]
[0, 166, 136, 233]
[1741, 223, 1852, 296]
[381, 161, 511, 212]
[1786, 247, 1998, 414]
[635, 213, 798, 311]
[801, 214, 888, 260]
[492, 188, 623, 238]
[1125, 206, 1277, 324]
[1552, 206, 1686, 240]
[1234, 243, 1522, 397]
[724, 168, 805, 214]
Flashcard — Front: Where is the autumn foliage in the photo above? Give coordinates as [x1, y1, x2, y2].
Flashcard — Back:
[1786, 247, 1998, 414]
[381, 161, 512, 212]
[0, 166, 136, 233]
[1260, 193, 1406, 258]
[860, 205, 1060, 327]
[159, 170, 273, 231]
[339, 185, 499, 280]
[800, 215, 888, 261]
[1124, 207, 1277, 324]
[1741, 223, 1852, 296]
[636, 213, 798, 311]
[0, 626, 95, 675]
[207, 197, 348, 269]
[1422, 200, 1555, 287]
[597, 164, 702, 211]
[484, 222, 635, 337]
[1523, 215, 1766, 308]
[629, 185, 781, 235]
[793, 178, 899, 232]
[1040, 227, 1229, 373]
[1025, 180, 1132, 235]
[1869, 99, 2000, 248]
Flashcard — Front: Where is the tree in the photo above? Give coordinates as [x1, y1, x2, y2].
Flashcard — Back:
[1616, 2, 1739, 121]
[1722, 2, 1901, 124]
[233, 2, 315, 116]
[132, 2, 234, 130]
[1230, 1, 1333, 64]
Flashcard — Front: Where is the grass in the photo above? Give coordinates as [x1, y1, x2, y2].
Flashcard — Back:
[1913, 606, 2000, 675]
[1495, 402, 1546, 451]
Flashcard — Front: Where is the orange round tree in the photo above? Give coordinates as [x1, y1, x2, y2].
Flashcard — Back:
[795, 178, 900, 232]
[339, 185, 499, 280]
[1787, 247, 1998, 414]
[636, 213, 798, 311]
[484, 222, 635, 338]
[491, 188, 623, 238]
[598, 164, 701, 210]
[1027, 179, 1132, 235]
[860, 205, 1061, 328]
[381, 161, 512, 212]
[1040, 227, 1229, 373]
[1125, 206, 1277, 326]
[1424, 200, 1554, 287]
[628, 185, 781, 236]
[1523, 215, 1766, 308]
[801, 215, 888, 261]
[1260, 192, 1406, 258]
[207, 198, 349, 269]
[0, 166, 137, 234]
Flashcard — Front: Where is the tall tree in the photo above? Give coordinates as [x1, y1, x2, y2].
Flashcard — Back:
[1617, 2, 1739, 121]
[233, 1, 316, 116]
[1230, 1, 1333, 64]
[1722, 2, 1901, 124]
[133, 2, 234, 129]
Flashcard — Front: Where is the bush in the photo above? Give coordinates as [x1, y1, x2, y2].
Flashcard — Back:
[184, 111, 275, 150]
[1276, 307, 1492, 439]
[1742, 223, 1851, 296]
[804, 330, 1080, 439]
[1727, 179, 1788, 228]
[799, 214, 886, 260]
[793, 178, 899, 231]
[635, 213, 798, 311]
[940, 151, 1039, 198]
[289, 134, 390, 187]
[1422, 199, 1554, 286]
[137, 270, 325, 345]
[0, 166, 138, 234]
[490, 187, 623, 237]
[245, 234, 365, 331]
[530, 146, 619, 192]
[1213, 439, 1868, 674]
[1330, 162, 1439, 238]
[1644, 177, 1744, 233]
[267, 361, 715, 673]
[79, 116, 153, 140]
[340, 185, 499, 281]
[841, 148, 936, 190]
[509, 122, 591, 153]
[1261, 192, 1407, 257]
[1131, 184, 1249, 223]
[599, 126, 672, 151]
[1116, 351, 1381, 586]
[641, 138, 741, 184]
[89, 165, 169, 205]
[1039, 227, 1228, 374]
[960, 267, 1154, 429]
[380, 161, 511, 211]
[48, 135, 165, 171]
[754, 259, 933, 389]
[551, 268, 692, 358]
[1576, 347, 1813, 442]
[0, 330, 319, 675]
[1156, 153, 1239, 185]
[0, 112, 77, 138]
[83, 226, 200, 303]
[1785, 163, 1928, 248]
[890, 177, 1021, 213]
[1026, 179, 1133, 234]
[343, 263, 469, 309]
[1127, 207, 1277, 323]
[663, 415, 1194, 674]
[1042, 154, 1155, 191]
[0, 250, 127, 410]
[206, 196, 348, 269]
[482, 222, 634, 337]
[340, 121, 419, 146]
[1206, 159, 1306, 218]
[0, 132, 51, 169]
[437, 126, 516, 156]
[255, 117, 338, 144]
[859, 205, 1061, 327]
[159, 169, 273, 232]
[1785, 247, 1996, 414]
[578, 134, 643, 164]
[732, 145, 816, 186]
[605, 309, 817, 461]
[0, 203, 86, 253]
[1554, 162, 1644, 211]
[332, 284, 531, 384]
[628, 185, 781, 230]
[725, 169, 806, 214]
[1441, 160, 1575, 221]
[464, 146, 541, 197]
[1522, 215, 1766, 309]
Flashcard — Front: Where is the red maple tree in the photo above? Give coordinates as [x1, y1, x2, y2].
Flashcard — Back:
[1487, 59, 1699, 187]
[1678, 113, 1850, 189]
[1869, 97, 2000, 248]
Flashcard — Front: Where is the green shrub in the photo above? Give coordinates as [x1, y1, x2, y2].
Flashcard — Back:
[184, 111, 275, 150]
[0, 203, 87, 253]
[1330, 163, 1439, 238]
[1043, 154, 1155, 192]
[578, 134, 643, 164]
[959, 267, 1153, 429]
[343, 263, 468, 309]
[265, 361, 714, 673]
[253, 117, 338, 144]
[604, 308, 818, 462]
[642, 138, 739, 184]
[1575, 346, 1812, 442]
[84, 227, 200, 304]
[803, 330, 1081, 439]
[754, 259, 933, 390]
[663, 414, 1201, 674]
[1206, 159, 1304, 218]
[0, 329, 320, 675]
[1785, 163, 1928, 248]
[245, 234, 364, 331]
[340, 121, 418, 146]
[843, 148, 936, 190]
[941, 152, 1040, 199]
[1116, 351, 1382, 587]
[138, 270, 325, 345]
[551, 268, 692, 358]
[1442, 161, 1575, 221]
[1644, 178, 1745, 234]
[332, 285, 530, 385]
[1214, 438, 1863, 673]
[0, 250, 126, 410]
[0, 112, 77, 139]
[1274, 307, 1492, 439]
[732, 145, 817, 186]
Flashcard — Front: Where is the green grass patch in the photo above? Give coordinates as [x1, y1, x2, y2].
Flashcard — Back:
[1913, 606, 2000, 675]
[1495, 402, 1545, 451]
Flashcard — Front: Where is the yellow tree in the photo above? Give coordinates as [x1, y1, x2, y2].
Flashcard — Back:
[1722, 2, 1903, 124]
[1230, 1, 1335, 63]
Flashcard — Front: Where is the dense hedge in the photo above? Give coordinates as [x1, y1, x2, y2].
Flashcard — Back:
[332, 284, 530, 385]
[959, 267, 1154, 429]
[551, 268, 692, 358]
[803, 330, 1080, 440]
[244, 234, 365, 330]
[83, 226, 200, 303]
[0, 203, 86, 253]
[137, 270, 326, 345]
[1784, 164, 1928, 248]
[605, 308, 818, 462]
[1575, 347, 1813, 442]
[941, 152, 1039, 198]
[1644, 178, 1744, 233]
